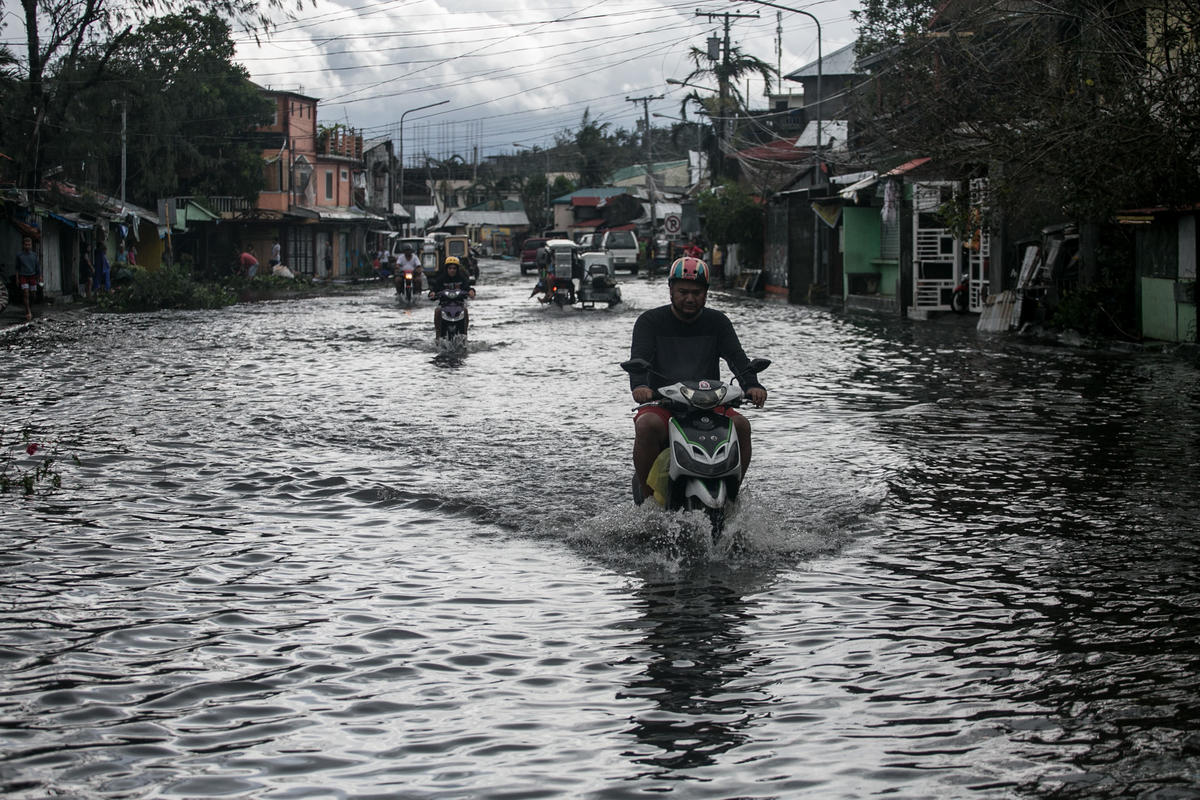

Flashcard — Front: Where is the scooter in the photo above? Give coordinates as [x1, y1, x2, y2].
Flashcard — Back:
[951, 272, 969, 313]
[620, 357, 770, 540]
[435, 288, 469, 340]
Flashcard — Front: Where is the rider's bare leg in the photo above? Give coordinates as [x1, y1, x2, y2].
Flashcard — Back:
[633, 412, 668, 497]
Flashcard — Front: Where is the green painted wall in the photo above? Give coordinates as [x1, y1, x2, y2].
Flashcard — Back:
[842, 206, 884, 295]
[1141, 277, 1196, 342]
[877, 260, 900, 297]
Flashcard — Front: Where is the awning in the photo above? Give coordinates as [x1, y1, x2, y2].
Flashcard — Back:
[48, 211, 94, 230]
[289, 205, 387, 223]
[838, 157, 933, 200]
[839, 174, 879, 199]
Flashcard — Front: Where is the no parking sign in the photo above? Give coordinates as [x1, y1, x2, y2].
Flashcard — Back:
[663, 214, 682, 235]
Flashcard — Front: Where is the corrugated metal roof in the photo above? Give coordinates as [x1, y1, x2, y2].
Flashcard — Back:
[793, 120, 849, 149]
[291, 205, 387, 222]
[552, 187, 631, 204]
[784, 42, 861, 80]
[441, 210, 530, 227]
[736, 137, 811, 162]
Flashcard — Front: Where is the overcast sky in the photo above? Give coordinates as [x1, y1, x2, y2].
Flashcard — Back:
[234, 0, 861, 166]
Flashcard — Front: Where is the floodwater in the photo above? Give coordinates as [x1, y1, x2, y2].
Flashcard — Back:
[2, 259, 1199, 799]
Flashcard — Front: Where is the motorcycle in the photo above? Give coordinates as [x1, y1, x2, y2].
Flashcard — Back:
[951, 271, 969, 313]
[620, 357, 770, 540]
[547, 277, 574, 308]
[396, 268, 416, 305]
[435, 288, 469, 340]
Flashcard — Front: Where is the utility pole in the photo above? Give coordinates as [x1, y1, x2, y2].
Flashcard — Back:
[695, 9, 758, 181]
[112, 99, 127, 213]
[626, 94, 664, 239]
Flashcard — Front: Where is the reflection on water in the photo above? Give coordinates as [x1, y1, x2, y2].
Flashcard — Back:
[619, 578, 766, 775]
[1, 264, 1199, 798]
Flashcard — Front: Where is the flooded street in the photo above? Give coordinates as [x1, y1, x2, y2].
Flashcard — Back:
[2, 258, 1199, 799]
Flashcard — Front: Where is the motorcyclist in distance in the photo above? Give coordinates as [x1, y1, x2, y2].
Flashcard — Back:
[396, 243, 423, 293]
[428, 256, 476, 337]
[627, 256, 767, 503]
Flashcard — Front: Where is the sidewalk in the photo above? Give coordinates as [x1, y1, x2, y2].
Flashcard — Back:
[0, 291, 89, 328]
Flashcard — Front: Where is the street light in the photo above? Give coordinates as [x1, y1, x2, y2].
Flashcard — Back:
[731, 0, 823, 289]
[729, 0, 821, 167]
[666, 78, 719, 94]
[398, 100, 449, 231]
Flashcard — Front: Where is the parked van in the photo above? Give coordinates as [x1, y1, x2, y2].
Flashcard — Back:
[601, 230, 639, 274]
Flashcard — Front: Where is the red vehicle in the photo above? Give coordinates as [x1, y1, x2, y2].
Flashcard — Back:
[520, 237, 548, 276]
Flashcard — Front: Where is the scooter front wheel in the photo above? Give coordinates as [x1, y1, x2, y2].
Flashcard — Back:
[683, 495, 726, 542]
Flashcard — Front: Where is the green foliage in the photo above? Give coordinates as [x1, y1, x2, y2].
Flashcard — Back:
[2, 0, 289, 194]
[550, 175, 575, 197]
[1050, 283, 1138, 341]
[697, 181, 765, 265]
[51, 9, 273, 205]
[0, 429, 74, 497]
[575, 109, 613, 186]
[678, 43, 775, 181]
[520, 174, 550, 232]
[97, 264, 237, 312]
[225, 272, 320, 293]
[852, 0, 1200, 221]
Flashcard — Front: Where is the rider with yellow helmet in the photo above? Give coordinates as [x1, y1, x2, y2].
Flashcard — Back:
[427, 255, 476, 336]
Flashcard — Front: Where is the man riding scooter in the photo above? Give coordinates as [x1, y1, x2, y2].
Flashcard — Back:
[395, 243, 423, 293]
[626, 256, 767, 504]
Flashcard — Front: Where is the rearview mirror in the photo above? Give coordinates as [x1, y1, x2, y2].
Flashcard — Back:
[620, 358, 651, 374]
[746, 358, 771, 374]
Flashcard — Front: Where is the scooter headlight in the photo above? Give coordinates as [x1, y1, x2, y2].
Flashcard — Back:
[679, 383, 727, 409]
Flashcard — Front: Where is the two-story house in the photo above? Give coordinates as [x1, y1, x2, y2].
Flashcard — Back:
[255, 88, 385, 277]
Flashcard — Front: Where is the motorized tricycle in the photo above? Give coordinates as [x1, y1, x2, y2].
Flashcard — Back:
[443, 235, 479, 281]
[576, 251, 621, 308]
[532, 239, 583, 308]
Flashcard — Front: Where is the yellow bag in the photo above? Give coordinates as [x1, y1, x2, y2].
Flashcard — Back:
[647, 449, 670, 506]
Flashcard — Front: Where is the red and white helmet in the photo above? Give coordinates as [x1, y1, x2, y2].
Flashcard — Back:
[667, 256, 709, 286]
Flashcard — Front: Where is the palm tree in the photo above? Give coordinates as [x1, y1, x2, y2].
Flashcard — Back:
[678, 44, 776, 180]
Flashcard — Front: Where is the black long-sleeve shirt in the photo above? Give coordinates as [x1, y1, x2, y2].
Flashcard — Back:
[628, 305, 764, 392]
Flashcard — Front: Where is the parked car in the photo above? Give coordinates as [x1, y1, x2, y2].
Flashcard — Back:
[520, 237, 548, 275]
[601, 230, 639, 273]
[576, 233, 600, 251]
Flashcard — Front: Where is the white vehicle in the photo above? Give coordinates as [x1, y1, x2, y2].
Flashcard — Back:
[600, 230, 639, 273]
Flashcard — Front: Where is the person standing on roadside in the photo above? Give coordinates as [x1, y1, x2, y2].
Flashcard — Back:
[93, 243, 112, 294]
[79, 242, 94, 299]
[15, 237, 40, 321]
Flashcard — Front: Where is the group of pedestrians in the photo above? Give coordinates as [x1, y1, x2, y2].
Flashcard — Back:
[12, 236, 120, 322]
